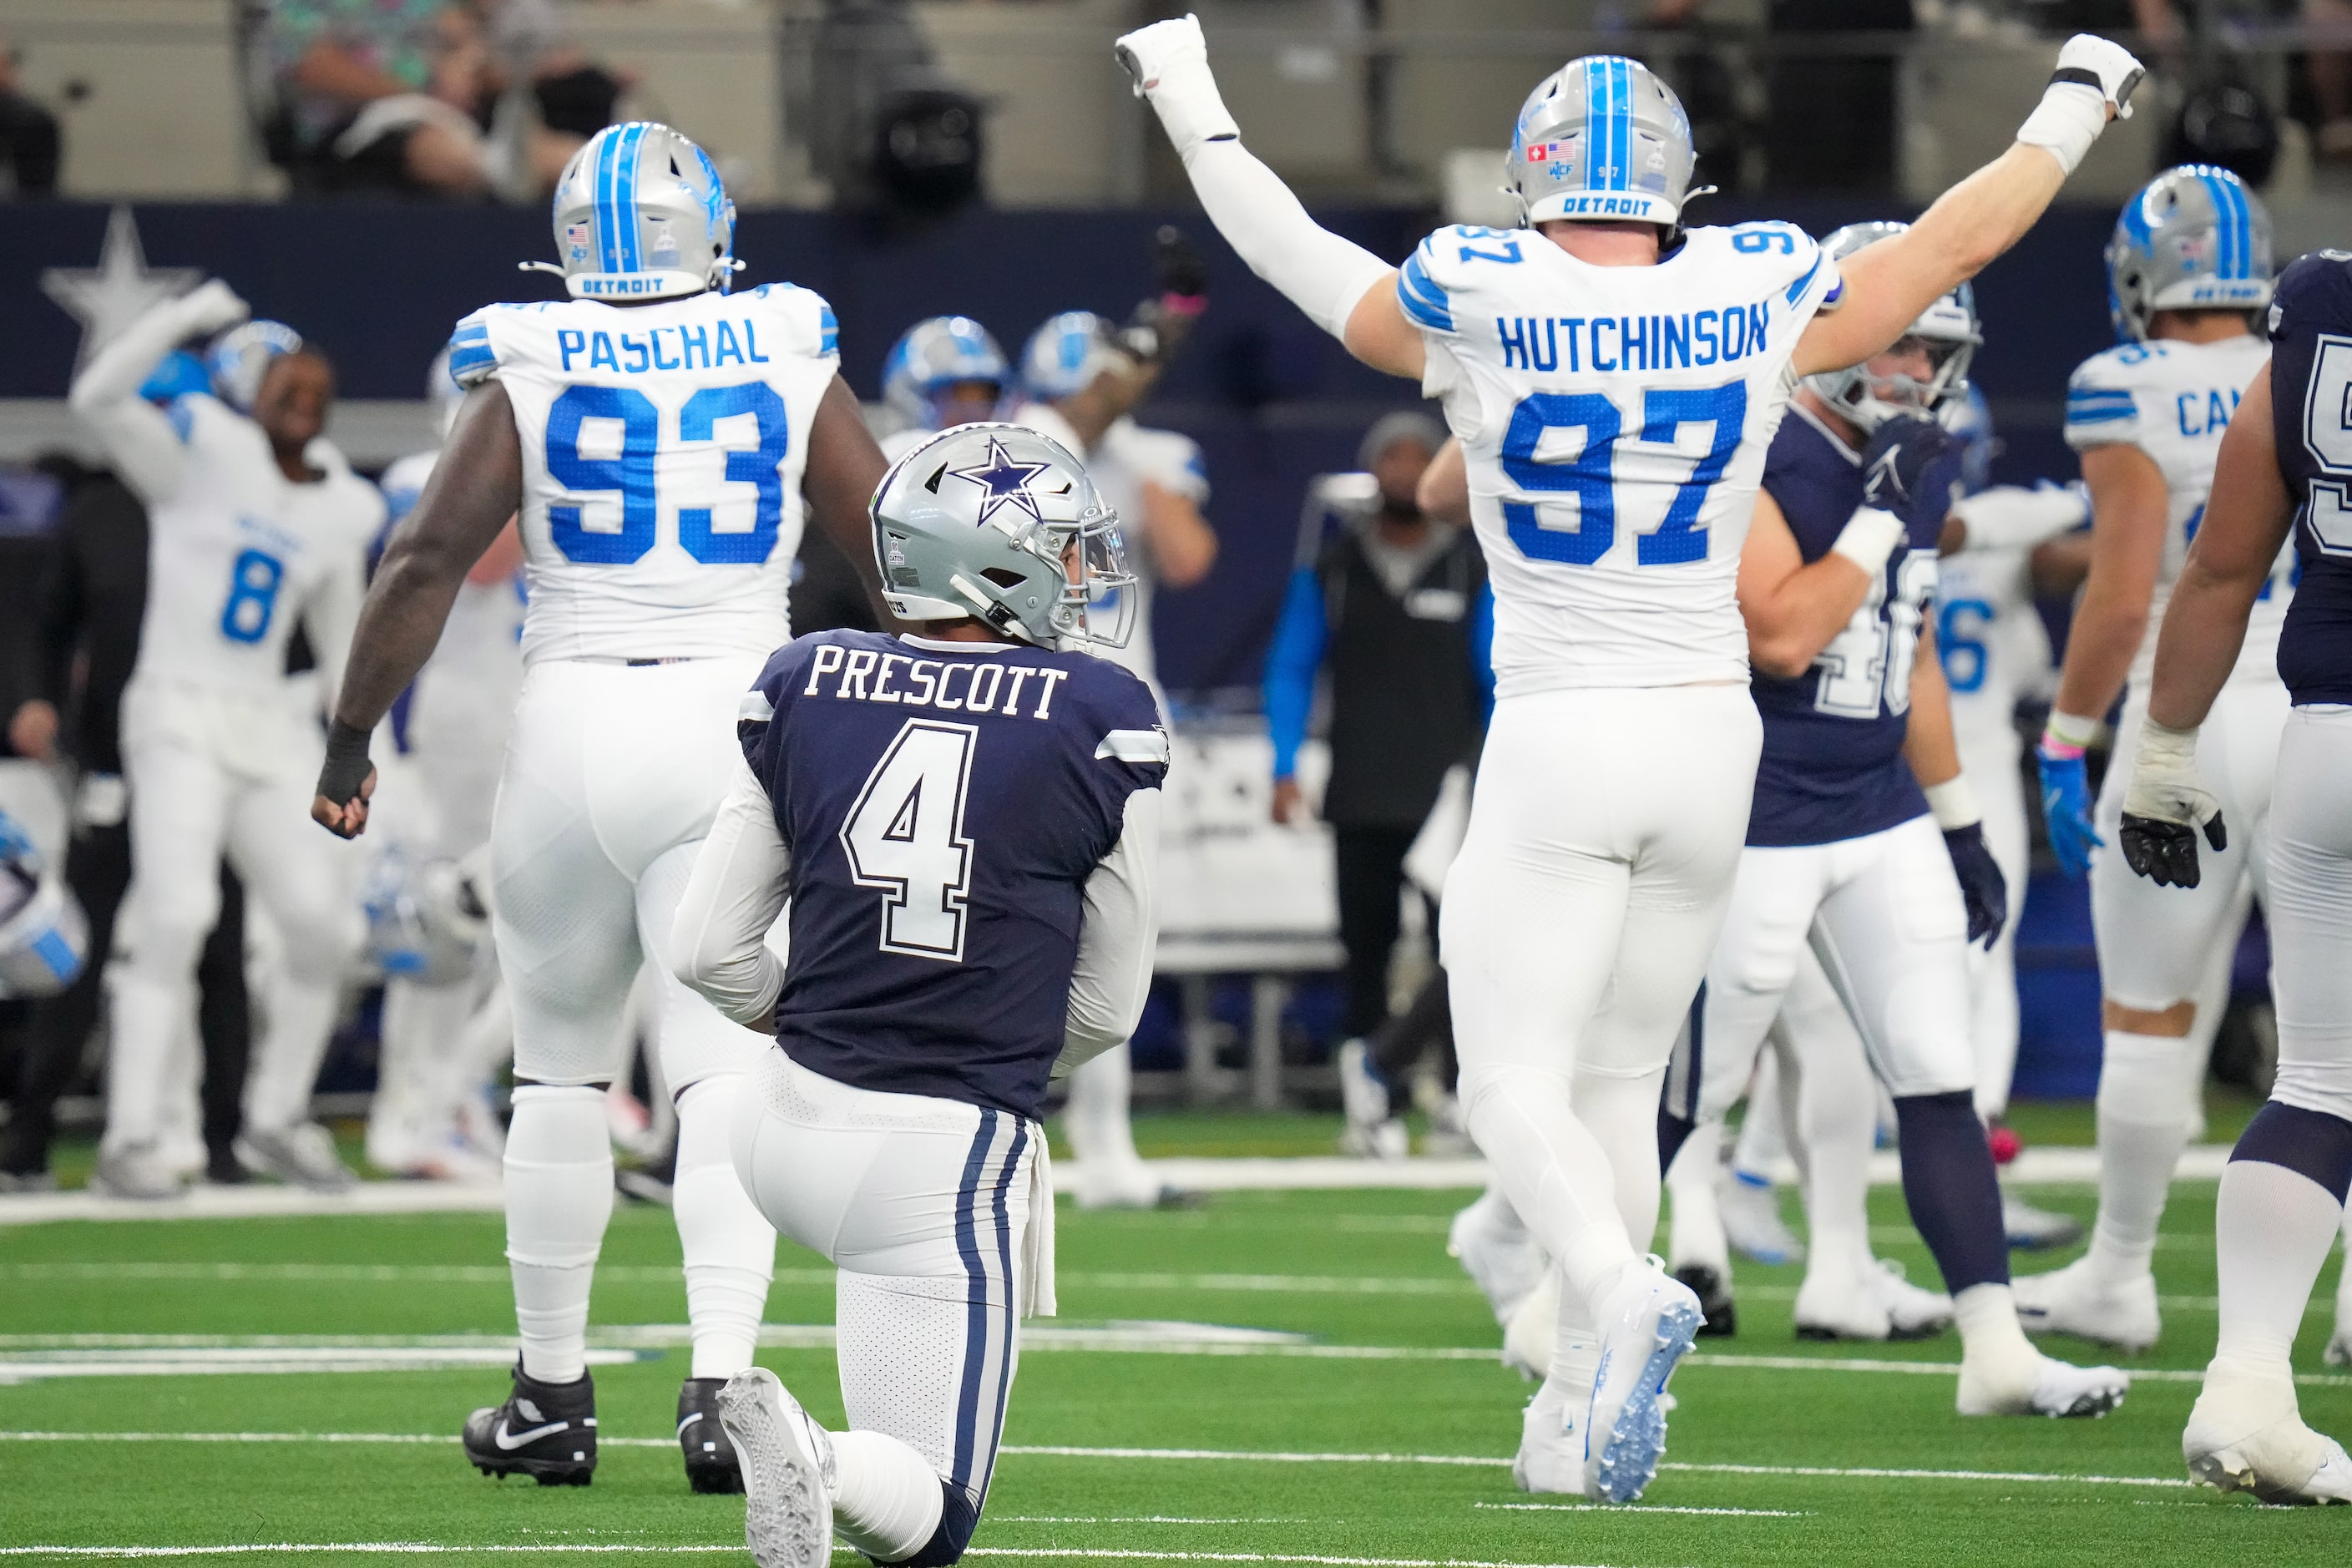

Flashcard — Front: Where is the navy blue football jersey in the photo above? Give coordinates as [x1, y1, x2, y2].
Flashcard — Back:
[1746, 408, 1945, 847]
[740, 630, 1166, 1120]
[2270, 250, 2352, 706]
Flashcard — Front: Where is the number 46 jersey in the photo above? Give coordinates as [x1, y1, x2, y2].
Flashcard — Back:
[1406, 221, 1843, 695]
[448, 282, 841, 664]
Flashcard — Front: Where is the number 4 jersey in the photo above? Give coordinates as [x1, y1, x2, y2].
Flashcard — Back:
[1406, 220, 1843, 694]
[448, 282, 841, 664]
[740, 630, 1168, 1119]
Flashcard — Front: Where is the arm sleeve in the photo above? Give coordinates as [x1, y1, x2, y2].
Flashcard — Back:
[1951, 482, 2092, 554]
[1055, 787, 1163, 1079]
[1178, 139, 1395, 341]
[2063, 352, 2143, 450]
[1262, 565, 1328, 780]
[670, 753, 792, 1028]
[68, 300, 202, 504]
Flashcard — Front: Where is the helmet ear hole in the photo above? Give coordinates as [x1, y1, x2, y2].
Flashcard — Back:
[979, 567, 1027, 589]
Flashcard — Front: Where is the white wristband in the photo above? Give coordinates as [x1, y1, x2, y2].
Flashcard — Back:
[1924, 776, 1981, 832]
[2015, 82, 2107, 176]
[1831, 506, 1906, 575]
[2044, 708, 2102, 751]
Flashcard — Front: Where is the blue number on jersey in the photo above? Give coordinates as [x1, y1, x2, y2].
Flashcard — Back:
[548, 386, 660, 564]
[678, 382, 790, 564]
[220, 548, 285, 644]
[1937, 597, 1992, 693]
[1456, 229, 1524, 266]
[1502, 382, 1745, 567]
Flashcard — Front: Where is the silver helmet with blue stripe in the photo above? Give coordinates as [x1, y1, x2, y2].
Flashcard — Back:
[1508, 55, 1695, 229]
[1803, 220, 1980, 433]
[883, 316, 1011, 429]
[2106, 164, 2273, 343]
[543, 121, 737, 301]
[207, 320, 302, 412]
[1020, 311, 1122, 401]
[0, 809, 87, 1001]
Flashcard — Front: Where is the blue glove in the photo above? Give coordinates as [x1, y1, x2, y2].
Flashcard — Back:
[2035, 744, 2104, 878]
[1942, 822, 2009, 947]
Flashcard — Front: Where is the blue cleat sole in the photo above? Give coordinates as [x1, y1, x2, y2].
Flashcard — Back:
[1593, 1297, 1702, 1505]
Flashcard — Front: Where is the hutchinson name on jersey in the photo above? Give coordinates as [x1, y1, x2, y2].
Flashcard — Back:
[447, 281, 840, 664]
[1404, 220, 1843, 693]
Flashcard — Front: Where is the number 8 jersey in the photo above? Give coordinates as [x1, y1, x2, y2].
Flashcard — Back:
[448, 282, 841, 664]
[1407, 221, 1842, 694]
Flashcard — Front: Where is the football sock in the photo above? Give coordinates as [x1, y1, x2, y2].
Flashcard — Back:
[1064, 1043, 1155, 1206]
[1732, 1053, 1790, 1181]
[2086, 1030, 2195, 1282]
[2213, 1103, 2352, 1379]
[243, 975, 340, 1132]
[1575, 1066, 1667, 1257]
[1663, 1118, 1723, 1272]
[1797, 1040, 1881, 1289]
[1548, 1263, 1601, 1397]
[671, 1075, 774, 1380]
[1953, 1282, 2037, 1370]
[1461, 1064, 1636, 1315]
[504, 1085, 614, 1386]
[1893, 1091, 2008, 1295]
[830, 1428, 948, 1562]
[101, 969, 181, 1149]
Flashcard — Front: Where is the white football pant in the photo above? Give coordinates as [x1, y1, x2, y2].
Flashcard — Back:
[1443, 684, 1760, 1333]
[1958, 722, 2031, 1121]
[2266, 706, 2352, 1123]
[489, 657, 776, 1385]
[106, 680, 361, 1151]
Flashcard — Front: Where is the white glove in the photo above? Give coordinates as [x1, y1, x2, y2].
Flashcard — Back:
[2016, 34, 2145, 175]
[1115, 14, 1240, 160]
[2122, 718, 2220, 829]
[175, 279, 250, 338]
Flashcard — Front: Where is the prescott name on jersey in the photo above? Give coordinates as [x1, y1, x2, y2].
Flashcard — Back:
[1404, 220, 1843, 695]
[2268, 250, 2352, 706]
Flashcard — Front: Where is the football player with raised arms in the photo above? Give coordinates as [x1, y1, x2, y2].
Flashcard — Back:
[69, 284, 382, 1199]
[2018, 167, 2283, 1353]
[308, 121, 894, 1493]
[1114, 13, 2142, 1499]
[2110, 245, 2352, 1503]
[670, 422, 1165, 1568]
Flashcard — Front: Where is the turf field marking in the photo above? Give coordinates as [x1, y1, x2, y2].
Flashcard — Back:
[0, 1347, 653, 1382]
[0, 1554, 1628, 1568]
[1661, 1461, 2193, 1488]
[1474, 1501, 1805, 1518]
[995, 1518, 1298, 1525]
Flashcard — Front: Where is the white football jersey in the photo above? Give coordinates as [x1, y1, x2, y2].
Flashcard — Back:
[134, 393, 382, 697]
[1935, 541, 2048, 760]
[448, 282, 840, 665]
[1408, 221, 1842, 695]
[2064, 333, 2284, 686]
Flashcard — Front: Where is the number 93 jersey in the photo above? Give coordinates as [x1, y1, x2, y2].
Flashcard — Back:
[1404, 220, 1843, 695]
[2269, 248, 2352, 706]
[448, 282, 841, 664]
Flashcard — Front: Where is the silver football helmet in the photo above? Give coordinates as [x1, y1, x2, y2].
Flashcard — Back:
[1803, 221, 1980, 432]
[536, 121, 738, 301]
[207, 320, 303, 412]
[0, 811, 87, 1001]
[361, 847, 492, 988]
[871, 422, 1136, 650]
[1021, 311, 1122, 401]
[2107, 164, 2273, 343]
[883, 316, 1011, 430]
[1508, 55, 1696, 229]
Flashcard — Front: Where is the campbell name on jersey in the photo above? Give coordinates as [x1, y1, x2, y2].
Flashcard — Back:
[1747, 405, 1945, 847]
[1405, 220, 1842, 694]
[138, 392, 382, 697]
[741, 630, 1166, 1120]
[448, 281, 839, 665]
[2064, 331, 2282, 686]
[2268, 250, 2352, 706]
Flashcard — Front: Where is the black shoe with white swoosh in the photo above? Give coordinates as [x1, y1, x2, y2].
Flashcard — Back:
[463, 1361, 596, 1485]
[677, 1377, 743, 1494]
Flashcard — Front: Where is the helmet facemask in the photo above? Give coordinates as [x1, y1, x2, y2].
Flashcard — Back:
[967, 503, 1136, 650]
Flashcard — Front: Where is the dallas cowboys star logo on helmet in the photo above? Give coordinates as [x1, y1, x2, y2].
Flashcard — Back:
[946, 437, 1053, 528]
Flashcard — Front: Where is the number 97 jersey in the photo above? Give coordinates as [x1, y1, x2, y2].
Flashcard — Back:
[448, 282, 842, 664]
[1406, 221, 1842, 695]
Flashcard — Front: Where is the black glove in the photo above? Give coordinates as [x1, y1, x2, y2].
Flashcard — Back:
[2119, 810, 2228, 890]
[1943, 822, 2009, 948]
[1860, 415, 1950, 521]
[1154, 224, 1209, 301]
[313, 720, 376, 840]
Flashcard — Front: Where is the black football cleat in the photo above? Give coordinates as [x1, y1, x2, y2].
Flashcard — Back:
[678, 1376, 744, 1494]
[1672, 1262, 1738, 1338]
[463, 1361, 597, 1485]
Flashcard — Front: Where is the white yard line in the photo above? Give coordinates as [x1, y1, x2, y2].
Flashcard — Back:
[0, 1553, 1626, 1568]
[1474, 1501, 1804, 1518]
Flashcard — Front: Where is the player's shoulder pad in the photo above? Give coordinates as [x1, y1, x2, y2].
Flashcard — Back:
[746, 281, 841, 362]
[1400, 225, 1524, 336]
[2065, 341, 2159, 443]
[447, 305, 524, 388]
[1060, 655, 1170, 775]
[748, 628, 870, 719]
[2269, 250, 2352, 343]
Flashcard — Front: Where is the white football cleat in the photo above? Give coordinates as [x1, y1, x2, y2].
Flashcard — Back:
[1871, 1259, 1954, 1339]
[1449, 1189, 1545, 1326]
[1501, 1265, 1559, 1380]
[1336, 1041, 1405, 1160]
[89, 1142, 186, 1201]
[2001, 1193, 2085, 1251]
[1793, 1261, 1893, 1342]
[2011, 1257, 2160, 1353]
[1719, 1170, 1803, 1265]
[1583, 1258, 1702, 1503]
[2186, 1368, 2352, 1503]
[718, 1368, 836, 1568]
[1510, 1374, 1586, 1495]
[1957, 1349, 2128, 1419]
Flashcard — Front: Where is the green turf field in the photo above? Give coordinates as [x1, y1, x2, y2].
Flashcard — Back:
[3, 1118, 2345, 1565]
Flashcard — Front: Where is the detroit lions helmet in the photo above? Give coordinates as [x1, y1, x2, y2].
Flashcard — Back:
[0, 811, 87, 1001]
[1021, 311, 1122, 402]
[360, 847, 491, 988]
[539, 121, 738, 301]
[1508, 56, 1696, 229]
[1803, 221, 1980, 433]
[2107, 164, 2273, 342]
[207, 321, 303, 412]
[870, 422, 1136, 650]
[883, 316, 1011, 431]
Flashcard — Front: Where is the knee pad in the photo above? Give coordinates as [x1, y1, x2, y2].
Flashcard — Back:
[503, 1085, 613, 1269]
[891, 1481, 979, 1568]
